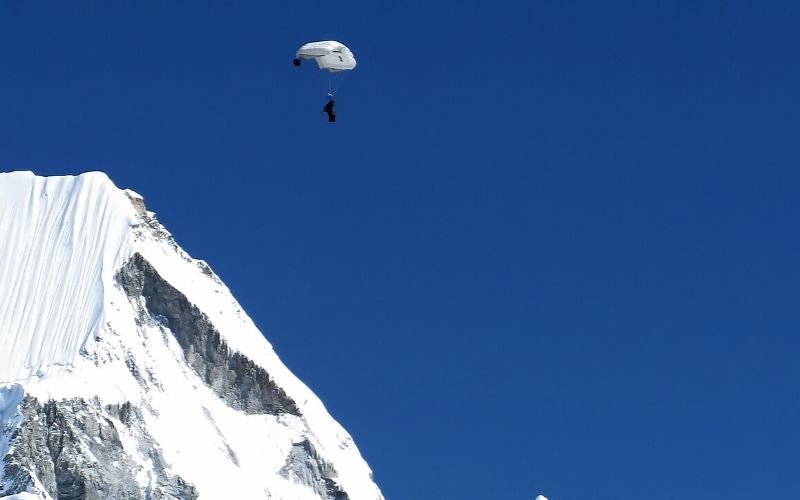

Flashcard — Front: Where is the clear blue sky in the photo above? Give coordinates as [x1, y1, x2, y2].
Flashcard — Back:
[2, 1, 799, 498]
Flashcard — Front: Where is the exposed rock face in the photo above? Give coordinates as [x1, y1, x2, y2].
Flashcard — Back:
[1, 397, 197, 500]
[116, 253, 300, 416]
[281, 440, 350, 500]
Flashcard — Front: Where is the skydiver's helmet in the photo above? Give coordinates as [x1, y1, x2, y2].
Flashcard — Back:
[292, 58, 301, 67]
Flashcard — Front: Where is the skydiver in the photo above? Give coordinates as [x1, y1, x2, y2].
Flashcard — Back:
[323, 97, 336, 123]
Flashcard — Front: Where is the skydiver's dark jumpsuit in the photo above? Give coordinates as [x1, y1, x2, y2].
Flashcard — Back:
[323, 99, 335, 122]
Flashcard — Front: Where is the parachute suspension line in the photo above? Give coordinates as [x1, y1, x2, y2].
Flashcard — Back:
[327, 73, 347, 98]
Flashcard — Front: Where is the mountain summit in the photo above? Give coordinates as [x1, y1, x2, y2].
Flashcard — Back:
[0, 171, 382, 500]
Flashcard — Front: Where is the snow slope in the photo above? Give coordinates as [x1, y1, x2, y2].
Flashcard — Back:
[0, 172, 135, 384]
[0, 171, 382, 500]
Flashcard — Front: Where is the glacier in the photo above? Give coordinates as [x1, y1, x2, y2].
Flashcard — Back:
[0, 171, 382, 500]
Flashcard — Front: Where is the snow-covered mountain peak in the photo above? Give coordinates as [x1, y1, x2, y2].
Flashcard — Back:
[0, 171, 382, 500]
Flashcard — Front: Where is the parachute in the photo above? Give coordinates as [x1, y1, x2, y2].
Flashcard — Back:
[293, 41, 356, 122]
[293, 41, 357, 72]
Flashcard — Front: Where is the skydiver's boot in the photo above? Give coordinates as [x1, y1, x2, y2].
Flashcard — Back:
[293, 58, 301, 66]
[328, 112, 336, 123]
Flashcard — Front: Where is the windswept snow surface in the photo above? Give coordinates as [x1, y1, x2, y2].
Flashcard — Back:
[0, 172, 136, 384]
[0, 171, 382, 500]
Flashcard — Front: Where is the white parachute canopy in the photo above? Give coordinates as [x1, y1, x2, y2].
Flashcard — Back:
[295, 40, 356, 72]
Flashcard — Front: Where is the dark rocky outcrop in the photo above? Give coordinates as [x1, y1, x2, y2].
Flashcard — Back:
[1, 396, 197, 500]
[116, 253, 299, 416]
[281, 439, 349, 500]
